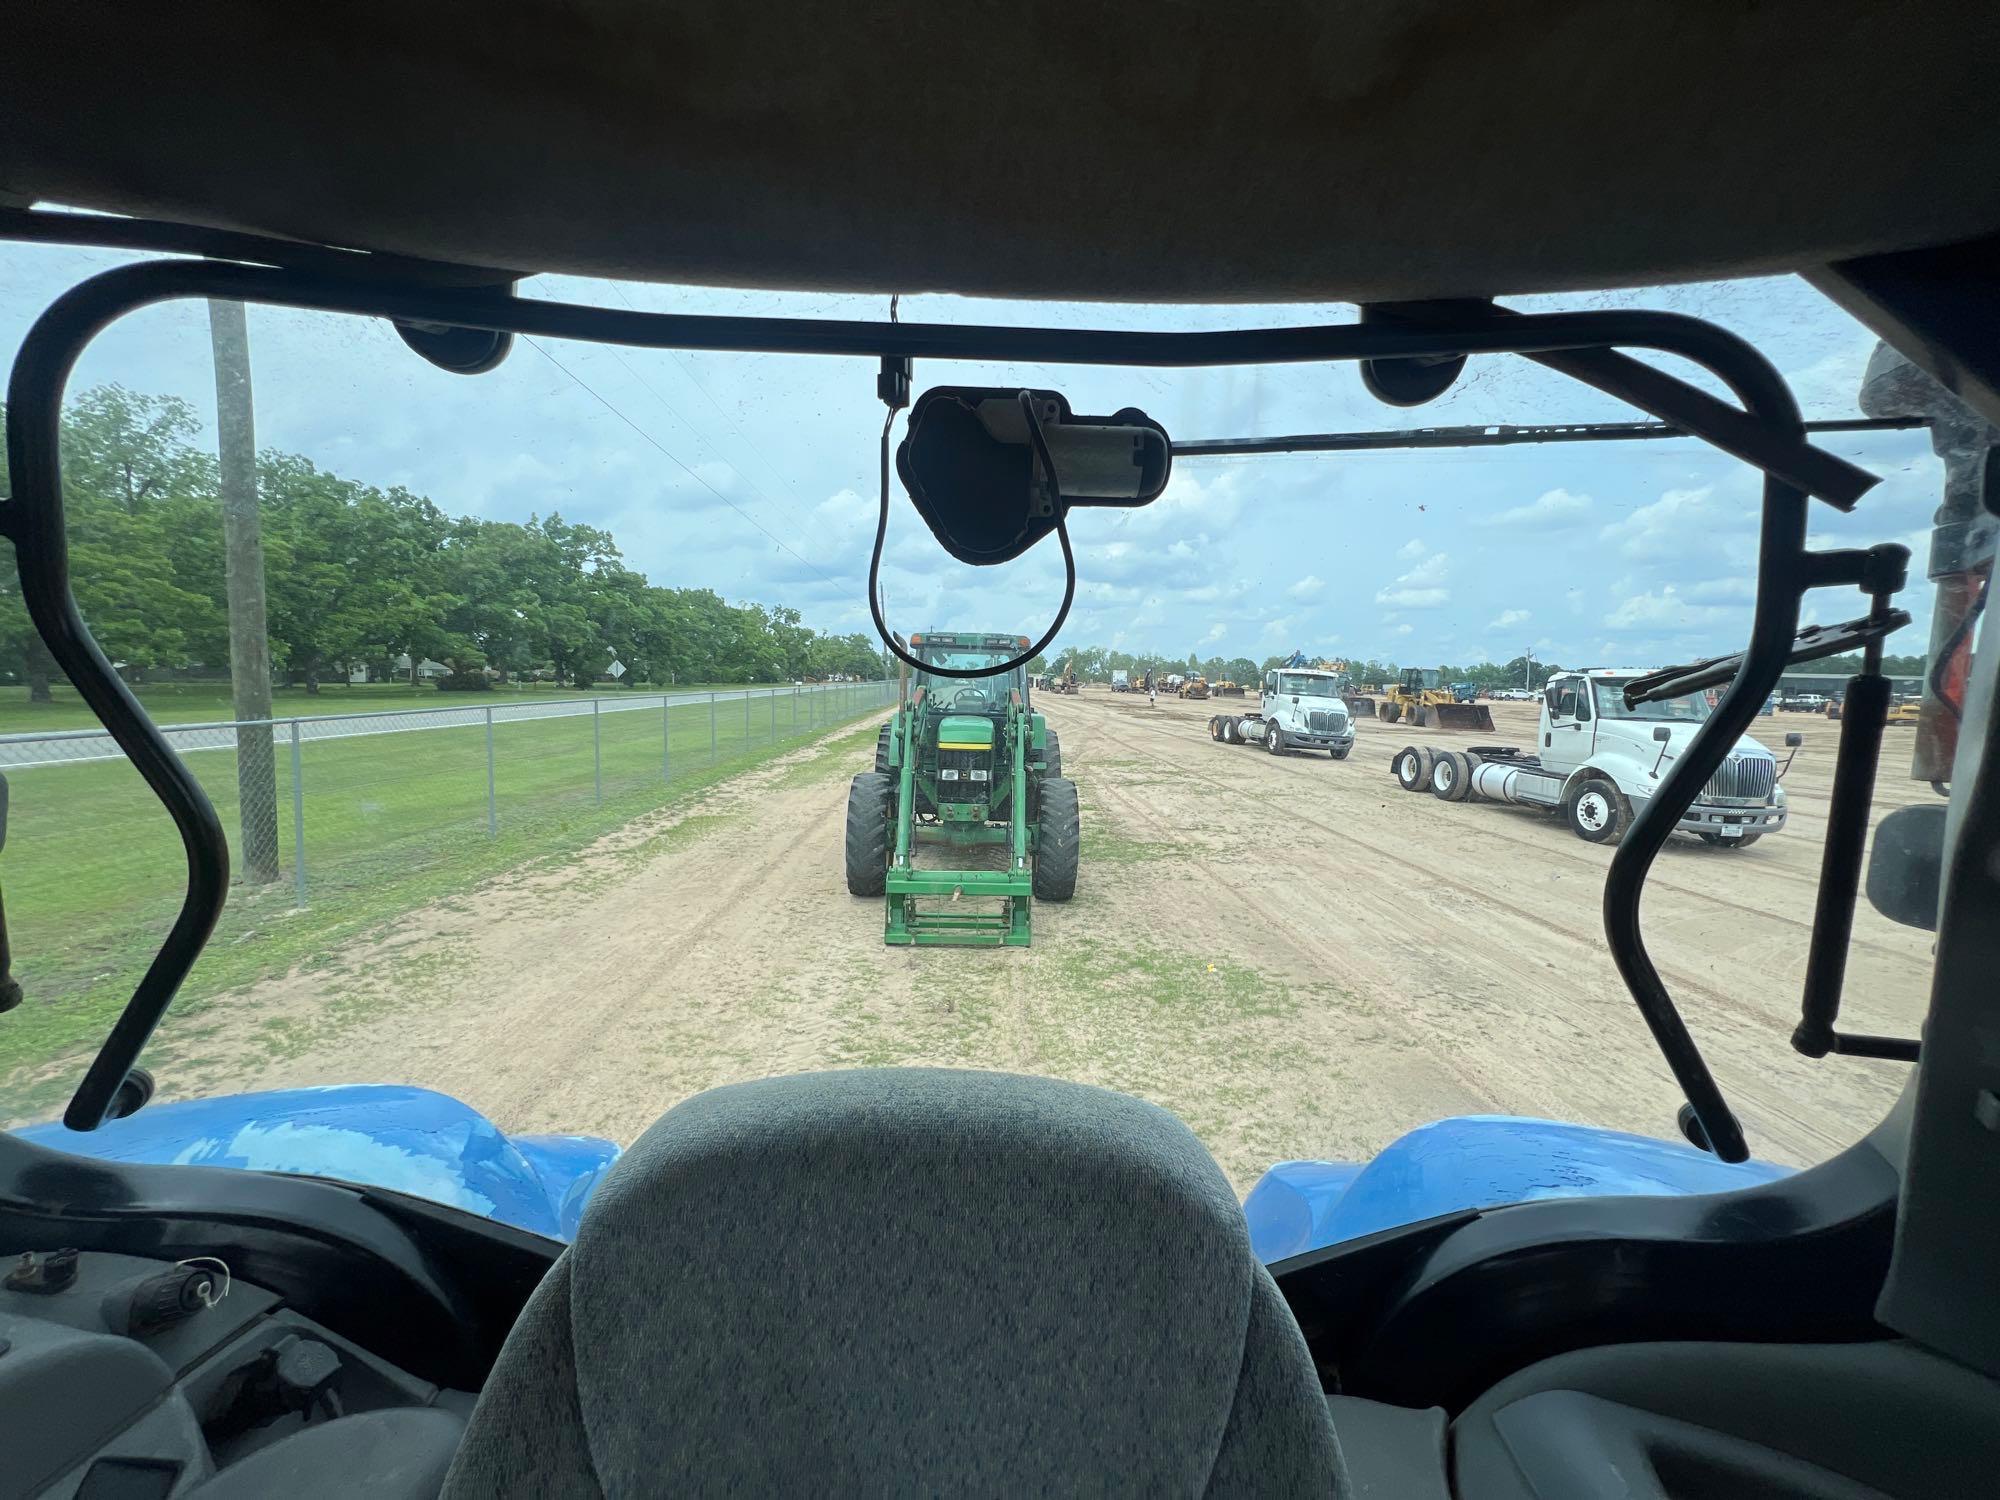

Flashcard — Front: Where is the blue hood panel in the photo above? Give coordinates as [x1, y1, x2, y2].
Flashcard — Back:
[15, 1085, 620, 1242]
[1243, 1115, 1792, 1263]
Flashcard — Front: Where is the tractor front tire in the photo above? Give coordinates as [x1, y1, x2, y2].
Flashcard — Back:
[873, 722, 893, 775]
[1043, 730, 1063, 778]
[1034, 776, 1081, 902]
[844, 772, 893, 895]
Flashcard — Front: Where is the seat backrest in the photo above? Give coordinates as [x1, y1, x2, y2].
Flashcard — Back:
[442, 1068, 1338, 1497]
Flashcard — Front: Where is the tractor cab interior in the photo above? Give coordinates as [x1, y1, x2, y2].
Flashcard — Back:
[4, 4, 2000, 1496]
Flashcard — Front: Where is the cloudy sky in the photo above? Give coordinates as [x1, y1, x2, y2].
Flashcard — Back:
[0, 241, 1944, 671]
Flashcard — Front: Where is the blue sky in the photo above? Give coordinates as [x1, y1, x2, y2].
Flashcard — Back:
[0, 242, 1943, 671]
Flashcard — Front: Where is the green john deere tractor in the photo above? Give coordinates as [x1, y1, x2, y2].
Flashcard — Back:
[844, 631, 1078, 946]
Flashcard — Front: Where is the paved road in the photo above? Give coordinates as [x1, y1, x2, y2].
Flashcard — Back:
[0, 685, 876, 770]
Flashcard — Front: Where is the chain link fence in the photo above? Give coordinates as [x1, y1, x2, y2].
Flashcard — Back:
[0, 683, 892, 1069]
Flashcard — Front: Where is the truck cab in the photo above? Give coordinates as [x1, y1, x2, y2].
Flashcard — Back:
[1540, 669, 1792, 845]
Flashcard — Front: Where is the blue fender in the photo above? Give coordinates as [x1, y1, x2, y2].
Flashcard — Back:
[1243, 1115, 1793, 1263]
[14, 1085, 620, 1242]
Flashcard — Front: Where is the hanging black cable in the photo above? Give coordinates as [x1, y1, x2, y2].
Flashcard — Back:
[868, 391, 1077, 680]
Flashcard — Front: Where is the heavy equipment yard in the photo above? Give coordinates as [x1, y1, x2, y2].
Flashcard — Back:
[152, 687, 1934, 1189]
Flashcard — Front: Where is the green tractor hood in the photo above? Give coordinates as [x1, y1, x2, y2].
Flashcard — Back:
[936, 715, 996, 749]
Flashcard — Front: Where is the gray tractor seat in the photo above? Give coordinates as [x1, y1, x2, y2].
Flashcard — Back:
[441, 1068, 1359, 1497]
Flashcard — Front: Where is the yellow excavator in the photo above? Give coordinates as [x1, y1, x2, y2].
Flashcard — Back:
[1376, 667, 1495, 731]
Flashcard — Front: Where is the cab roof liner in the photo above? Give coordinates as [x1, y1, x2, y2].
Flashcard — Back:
[3, 1, 1998, 301]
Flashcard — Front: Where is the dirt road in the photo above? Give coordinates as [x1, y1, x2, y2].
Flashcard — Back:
[153, 694, 1933, 1189]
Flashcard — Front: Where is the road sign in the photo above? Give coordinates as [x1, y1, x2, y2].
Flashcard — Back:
[606, 660, 627, 679]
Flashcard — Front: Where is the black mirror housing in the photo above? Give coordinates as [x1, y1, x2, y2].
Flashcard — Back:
[1785, 732, 1805, 747]
[1653, 726, 1672, 742]
[1866, 803, 1947, 931]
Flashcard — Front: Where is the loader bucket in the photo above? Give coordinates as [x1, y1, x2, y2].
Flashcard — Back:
[1343, 694, 1375, 718]
[1432, 702, 1496, 732]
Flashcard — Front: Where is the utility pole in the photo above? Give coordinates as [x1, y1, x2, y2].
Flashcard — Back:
[1523, 647, 1534, 690]
[209, 299, 280, 884]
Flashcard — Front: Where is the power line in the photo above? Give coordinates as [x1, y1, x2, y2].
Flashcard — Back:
[605, 284, 830, 553]
[522, 335, 838, 588]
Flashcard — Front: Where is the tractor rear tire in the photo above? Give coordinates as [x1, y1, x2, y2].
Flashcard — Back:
[844, 772, 893, 895]
[1034, 776, 1081, 901]
[1394, 745, 1435, 792]
[873, 722, 892, 775]
[1433, 750, 1473, 801]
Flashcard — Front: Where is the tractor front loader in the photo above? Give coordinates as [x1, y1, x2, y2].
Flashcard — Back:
[1376, 667, 1495, 731]
[844, 632, 1078, 946]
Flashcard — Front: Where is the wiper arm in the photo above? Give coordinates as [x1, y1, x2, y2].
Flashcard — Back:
[1625, 602, 1910, 708]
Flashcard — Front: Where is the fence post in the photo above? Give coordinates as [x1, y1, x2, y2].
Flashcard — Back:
[744, 689, 751, 744]
[289, 718, 307, 907]
[485, 705, 498, 836]
[593, 698, 603, 804]
[770, 688, 777, 741]
[710, 690, 718, 763]
[662, 694, 671, 783]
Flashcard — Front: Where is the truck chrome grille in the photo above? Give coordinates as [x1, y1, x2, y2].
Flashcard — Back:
[1705, 755, 1775, 802]
[1307, 710, 1346, 733]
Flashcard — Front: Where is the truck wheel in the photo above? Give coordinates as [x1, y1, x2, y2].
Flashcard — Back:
[1328, 745, 1349, 760]
[1567, 780, 1623, 843]
[1699, 831, 1762, 849]
[873, 722, 893, 775]
[1221, 717, 1238, 744]
[1264, 720, 1284, 754]
[1394, 745, 1435, 792]
[1432, 750, 1473, 801]
[1034, 776, 1080, 901]
[844, 772, 893, 895]
[1209, 716, 1222, 741]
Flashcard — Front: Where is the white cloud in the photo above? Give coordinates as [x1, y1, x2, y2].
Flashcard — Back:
[1375, 550, 1450, 608]
[1480, 488, 1593, 528]
[1602, 585, 1740, 631]
[1597, 485, 1759, 562]
[1202, 622, 1227, 643]
[1684, 575, 1756, 604]
[1397, 538, 1428, 560]
[1288, 574, 1326, 599]
[1490, 608, 1532, 628]
[1261, 615, 1296, 641]
[1393, 623, 1414, 636]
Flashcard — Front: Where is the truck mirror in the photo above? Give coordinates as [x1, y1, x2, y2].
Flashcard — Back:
[1785, 732, 1804, 747]
[1652, 726, 1672, 742]
[1865, 803, 1946, 931]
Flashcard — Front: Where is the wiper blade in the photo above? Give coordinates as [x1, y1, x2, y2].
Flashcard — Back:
[1625, 609, 1912, 707]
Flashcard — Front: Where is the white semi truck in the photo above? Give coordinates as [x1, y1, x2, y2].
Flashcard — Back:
[1208, 667, 1357, 758]
[1389, 667, 1802, 846]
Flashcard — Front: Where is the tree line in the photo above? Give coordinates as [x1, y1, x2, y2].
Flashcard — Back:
[0, 387, 886, 701]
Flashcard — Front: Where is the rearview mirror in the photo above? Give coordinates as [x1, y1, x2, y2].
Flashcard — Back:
[1865, 803, 1947, 931]
[1785, 732, 1804, 747]
[1652, 726, 1671, 742]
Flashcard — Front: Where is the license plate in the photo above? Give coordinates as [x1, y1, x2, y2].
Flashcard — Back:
[1721, 825, 1743, 838]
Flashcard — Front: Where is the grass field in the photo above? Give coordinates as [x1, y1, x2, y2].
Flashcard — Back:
[0, 679, 800, 734]
[0, 681, 891, 1102]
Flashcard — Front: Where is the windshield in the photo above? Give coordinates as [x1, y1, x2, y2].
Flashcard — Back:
[1593, 683, 1712, 722]
[1278, 674, 1341, 699]
[0, 249, 1951, 1255]
[917, 648, 1019, 706]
